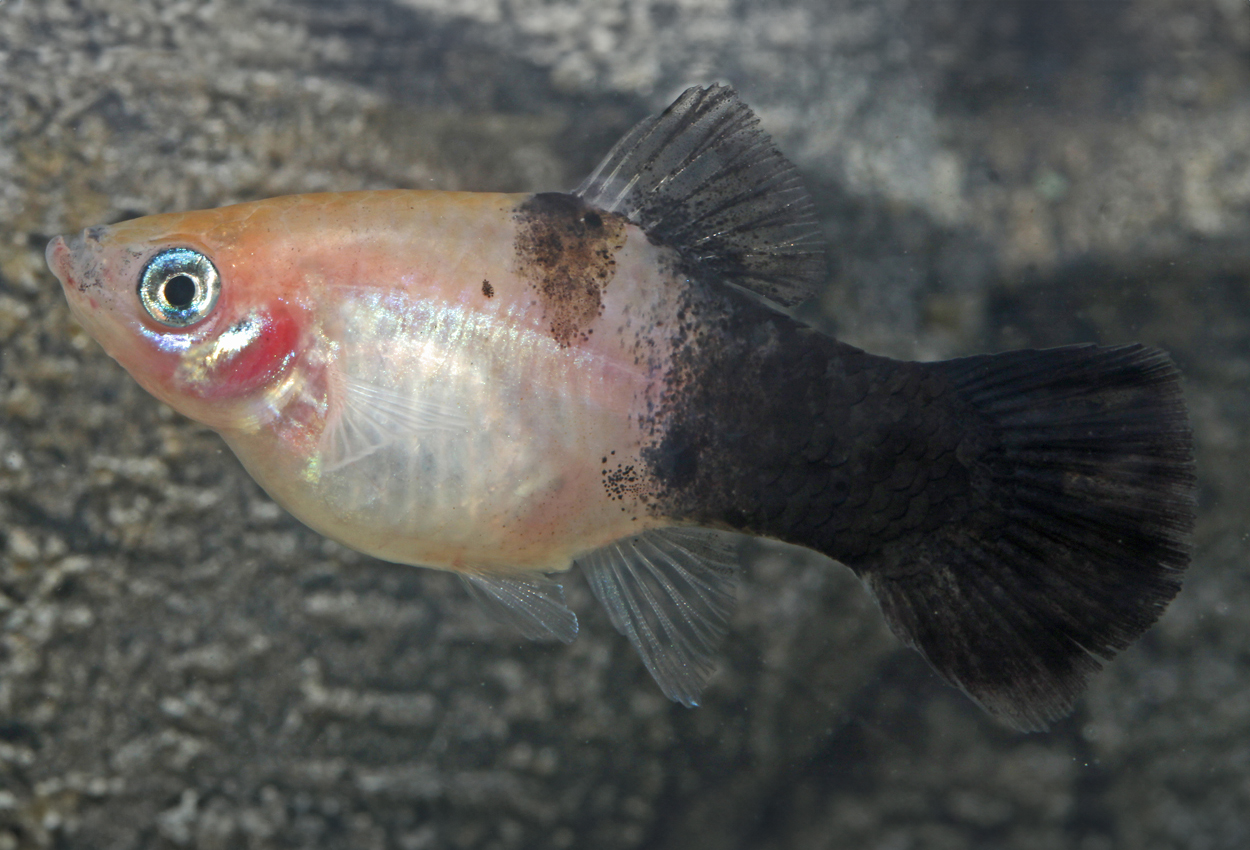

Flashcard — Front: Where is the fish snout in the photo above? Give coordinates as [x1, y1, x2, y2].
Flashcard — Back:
[45, 235, 74, 289]
[46, 228, 113, 296]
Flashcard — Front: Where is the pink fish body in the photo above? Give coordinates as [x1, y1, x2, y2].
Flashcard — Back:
[50, 190, 678, 575]
[48, 86, 1194, 728]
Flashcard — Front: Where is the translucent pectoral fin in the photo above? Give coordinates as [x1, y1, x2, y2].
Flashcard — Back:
[461, 572, 579, 644]
[321, 373, 469, 471]
[577, 527, 741, 707]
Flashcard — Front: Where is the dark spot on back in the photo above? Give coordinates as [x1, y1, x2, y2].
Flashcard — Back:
[513, 192, 627, 347]
[482, 280, 494, 298]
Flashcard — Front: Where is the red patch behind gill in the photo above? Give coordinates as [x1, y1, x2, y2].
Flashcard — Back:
[191, 306, 301, 400]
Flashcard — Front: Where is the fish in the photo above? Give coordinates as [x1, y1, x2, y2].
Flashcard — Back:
[46, 85, 1195, 730]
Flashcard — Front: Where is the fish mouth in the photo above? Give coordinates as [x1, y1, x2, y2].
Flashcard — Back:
[46, 231, 113, 337]
[46, 229, 110, 297]
[45, 235, 75, 289]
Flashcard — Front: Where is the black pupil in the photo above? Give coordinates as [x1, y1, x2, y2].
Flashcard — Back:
[163, 274, 197, 309]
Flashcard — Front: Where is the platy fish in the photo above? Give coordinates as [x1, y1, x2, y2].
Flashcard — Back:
[46, 86, 1195, 730]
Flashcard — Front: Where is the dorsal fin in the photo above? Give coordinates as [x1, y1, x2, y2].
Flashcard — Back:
[575, 84, 827, 308]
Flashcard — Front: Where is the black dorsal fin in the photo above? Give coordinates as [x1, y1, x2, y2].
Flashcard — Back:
[575, 85, 827, 307]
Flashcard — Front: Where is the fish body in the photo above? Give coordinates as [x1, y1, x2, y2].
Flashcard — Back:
[51, 191, 685, 573]
[47, 86, 1195, 729]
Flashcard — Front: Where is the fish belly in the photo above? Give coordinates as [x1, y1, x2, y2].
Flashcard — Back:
[224, 214, 681, 575]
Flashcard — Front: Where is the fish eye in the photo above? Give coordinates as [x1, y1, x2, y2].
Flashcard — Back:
[138, 247, 221, 327]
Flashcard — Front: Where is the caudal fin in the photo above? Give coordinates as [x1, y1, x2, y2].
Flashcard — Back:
[861, 344, 1195, 731]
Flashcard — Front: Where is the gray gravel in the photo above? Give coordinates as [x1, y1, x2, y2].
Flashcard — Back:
[2, 1, 1249, 848]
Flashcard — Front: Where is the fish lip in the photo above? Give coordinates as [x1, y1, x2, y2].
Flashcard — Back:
[46, 231, 102, 295]
[45, 235, 73, 287]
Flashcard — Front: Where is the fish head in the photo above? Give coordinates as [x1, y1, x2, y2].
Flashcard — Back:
[46, 210, 303, 432]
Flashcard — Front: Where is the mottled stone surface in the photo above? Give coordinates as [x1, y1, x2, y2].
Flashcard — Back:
[1, 1, 1248, 848]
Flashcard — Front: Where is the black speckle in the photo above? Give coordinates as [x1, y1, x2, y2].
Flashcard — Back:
[602, 462, 645, 502]
[482, 280, 494, 298]
[512, 192, 627, 347]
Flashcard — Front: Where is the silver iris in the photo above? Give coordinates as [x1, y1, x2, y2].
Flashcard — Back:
[138, 247, 221, 327]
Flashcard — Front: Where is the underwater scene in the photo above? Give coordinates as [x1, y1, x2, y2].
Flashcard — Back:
[2, 1, 1248, 848]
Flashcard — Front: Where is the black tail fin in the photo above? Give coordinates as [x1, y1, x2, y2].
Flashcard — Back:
[861, 344, 1195, 731]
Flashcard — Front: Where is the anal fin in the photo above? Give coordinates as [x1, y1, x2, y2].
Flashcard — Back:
[577, 527, 740, 707]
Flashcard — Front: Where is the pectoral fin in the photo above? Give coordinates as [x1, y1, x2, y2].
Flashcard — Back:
[321, 372, 469, 471]
[577, 527, 740, 707]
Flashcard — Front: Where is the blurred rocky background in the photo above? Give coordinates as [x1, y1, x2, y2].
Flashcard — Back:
[2, 0, 1249, 847]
